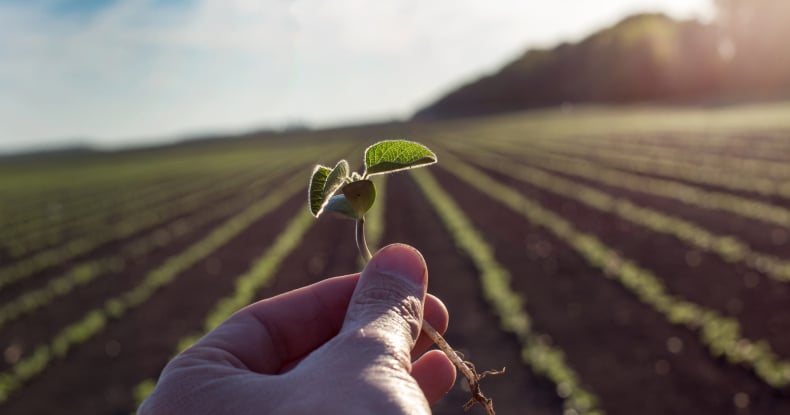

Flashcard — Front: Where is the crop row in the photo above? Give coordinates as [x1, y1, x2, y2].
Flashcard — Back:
[451, 147, 790, 283]
[471, 139, 790, 229]
[470, 110, 790, 163]
[0, 142, 291, 194]
[513, 137, 790, 200]
[411, 168, 604, 415]
[1, 168, 260, 260]
[0, 144, 327, 257]
[0, 175, 180, 229]
[585, 131, 790, 163]
[0, 173, 307, 404]
[0, 164, 308, 330]
[131, 177, 386, 412]
[0, 147, 281, 231]
[1, 171, 210, 239]
[437, 153, 790, 389]
[548, 134, 790, 181]
[0, 166, 272, 291]
[131, 208, 322, 410]
[0, 174, 185, 237]
[0, 145, 343, 291]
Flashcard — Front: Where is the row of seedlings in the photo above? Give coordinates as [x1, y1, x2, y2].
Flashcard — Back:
[0, 173, 308, 404]
[451, 147, 790, 283]
[412, 168, 604, 415]
[437, 154, 790, 390]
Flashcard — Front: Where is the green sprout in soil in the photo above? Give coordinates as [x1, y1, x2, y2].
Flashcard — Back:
[308, 139, 503, 415]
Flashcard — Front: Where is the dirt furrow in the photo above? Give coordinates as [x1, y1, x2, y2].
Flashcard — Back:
[0, 189, 305, 371]
[474, 163, 790, 359]
[473, 143, 790, 258]
[431, 165, 790, 415]
[525, 144, 790, 208]
[0, 169, 285, 304]
[385, 173, 564, 415]
[521, 159, 790, 257]
[1, 194, 356, 414]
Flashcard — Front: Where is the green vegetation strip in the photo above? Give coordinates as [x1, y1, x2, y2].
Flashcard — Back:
[600, 133, 790, 164]
[132, 209, 315, 409]
[2, 172, 214, 237]
[0, 175, 184, 236]
[0, 143, 294, 194]
[411, 169, 604, 415]
[474, 139, 790, 228]
[556, 135, 790, 181]
[0, 144, 338, 251]
[0, 148, 281, 235]
[0, 177, 181, 230]
[0, 170, 265, 290]
[0, 175, 306, 404]
[0, 165, 309, 330]
[441, 154, 790, 389]
[454, 148, 790, 283]
[0, 147, 334, 292]
[0, 168, 262, 258]
[520, 137, 790, 199]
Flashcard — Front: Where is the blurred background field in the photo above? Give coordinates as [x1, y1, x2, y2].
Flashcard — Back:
[3, 1, 790, 414]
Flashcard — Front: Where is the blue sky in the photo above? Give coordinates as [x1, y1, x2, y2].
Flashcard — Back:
[0, 0, 713, 153]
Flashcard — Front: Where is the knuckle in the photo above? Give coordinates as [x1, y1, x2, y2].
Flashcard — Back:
[350, 282, 424, 339]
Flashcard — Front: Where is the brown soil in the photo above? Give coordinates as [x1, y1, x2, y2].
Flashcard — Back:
[0, 188, 298, 372]
[0, 190, 324, 414]
[472, 161, 790, 358]
[5, 135, 790, 415]
[430, 165, 790, 415]
[0, 172, 264, 305]
[525, 159, 790, 257]
[385, 173, 564, 415]
[478, 144, 790, 258]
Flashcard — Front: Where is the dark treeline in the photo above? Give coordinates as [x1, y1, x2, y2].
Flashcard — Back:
[415, 0, 790, 120]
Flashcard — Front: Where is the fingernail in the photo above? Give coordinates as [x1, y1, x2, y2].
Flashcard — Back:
[374, 244, 427, 285]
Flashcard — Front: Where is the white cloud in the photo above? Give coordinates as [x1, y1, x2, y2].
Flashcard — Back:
[0, 0, 713, 153]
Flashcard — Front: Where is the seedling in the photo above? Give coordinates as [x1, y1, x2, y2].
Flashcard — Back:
[309, 139, 502, 414]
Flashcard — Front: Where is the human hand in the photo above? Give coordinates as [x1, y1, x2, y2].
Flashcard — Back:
[139, 243, 456, 414]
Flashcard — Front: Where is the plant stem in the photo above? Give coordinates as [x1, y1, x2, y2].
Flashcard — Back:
[355, 216, 501, 414]
[356, 217, 373, 262]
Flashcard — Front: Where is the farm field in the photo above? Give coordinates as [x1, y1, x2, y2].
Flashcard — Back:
[3, 103, 790, 414]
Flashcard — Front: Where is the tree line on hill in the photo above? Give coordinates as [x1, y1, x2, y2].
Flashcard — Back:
[414, 0, 790, 119]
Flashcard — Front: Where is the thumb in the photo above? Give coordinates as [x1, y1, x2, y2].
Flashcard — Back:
[341, 243, 428, 364]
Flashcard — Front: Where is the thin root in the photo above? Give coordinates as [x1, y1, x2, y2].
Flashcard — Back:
[421, 321, 504, 415]
[460, 360, 505, 414]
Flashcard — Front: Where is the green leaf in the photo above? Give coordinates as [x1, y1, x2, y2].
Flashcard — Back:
[364, 140, 437, 177]
[322, 194, 358, 220]
[342, 180, 376, 217]
[308, 165, 331, 216]
[324, 160, 350, 198]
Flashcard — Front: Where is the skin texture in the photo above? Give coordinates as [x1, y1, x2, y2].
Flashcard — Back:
[140, 244, 456, 414]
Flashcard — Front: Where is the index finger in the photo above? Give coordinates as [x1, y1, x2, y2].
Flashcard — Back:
[197, 272, 360, 375]
[187, 272, 448, 375]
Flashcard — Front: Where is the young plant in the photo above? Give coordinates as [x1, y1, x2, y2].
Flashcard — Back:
[309, 139, 502, 414]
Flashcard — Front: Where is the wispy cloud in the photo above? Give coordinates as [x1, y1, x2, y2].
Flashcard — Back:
[1, 0, 297, 149]
[0, 0, 712, 152]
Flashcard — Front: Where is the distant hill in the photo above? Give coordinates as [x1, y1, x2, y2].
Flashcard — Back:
[0, 145, 97, 163]
[415, 1, 790, 120]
